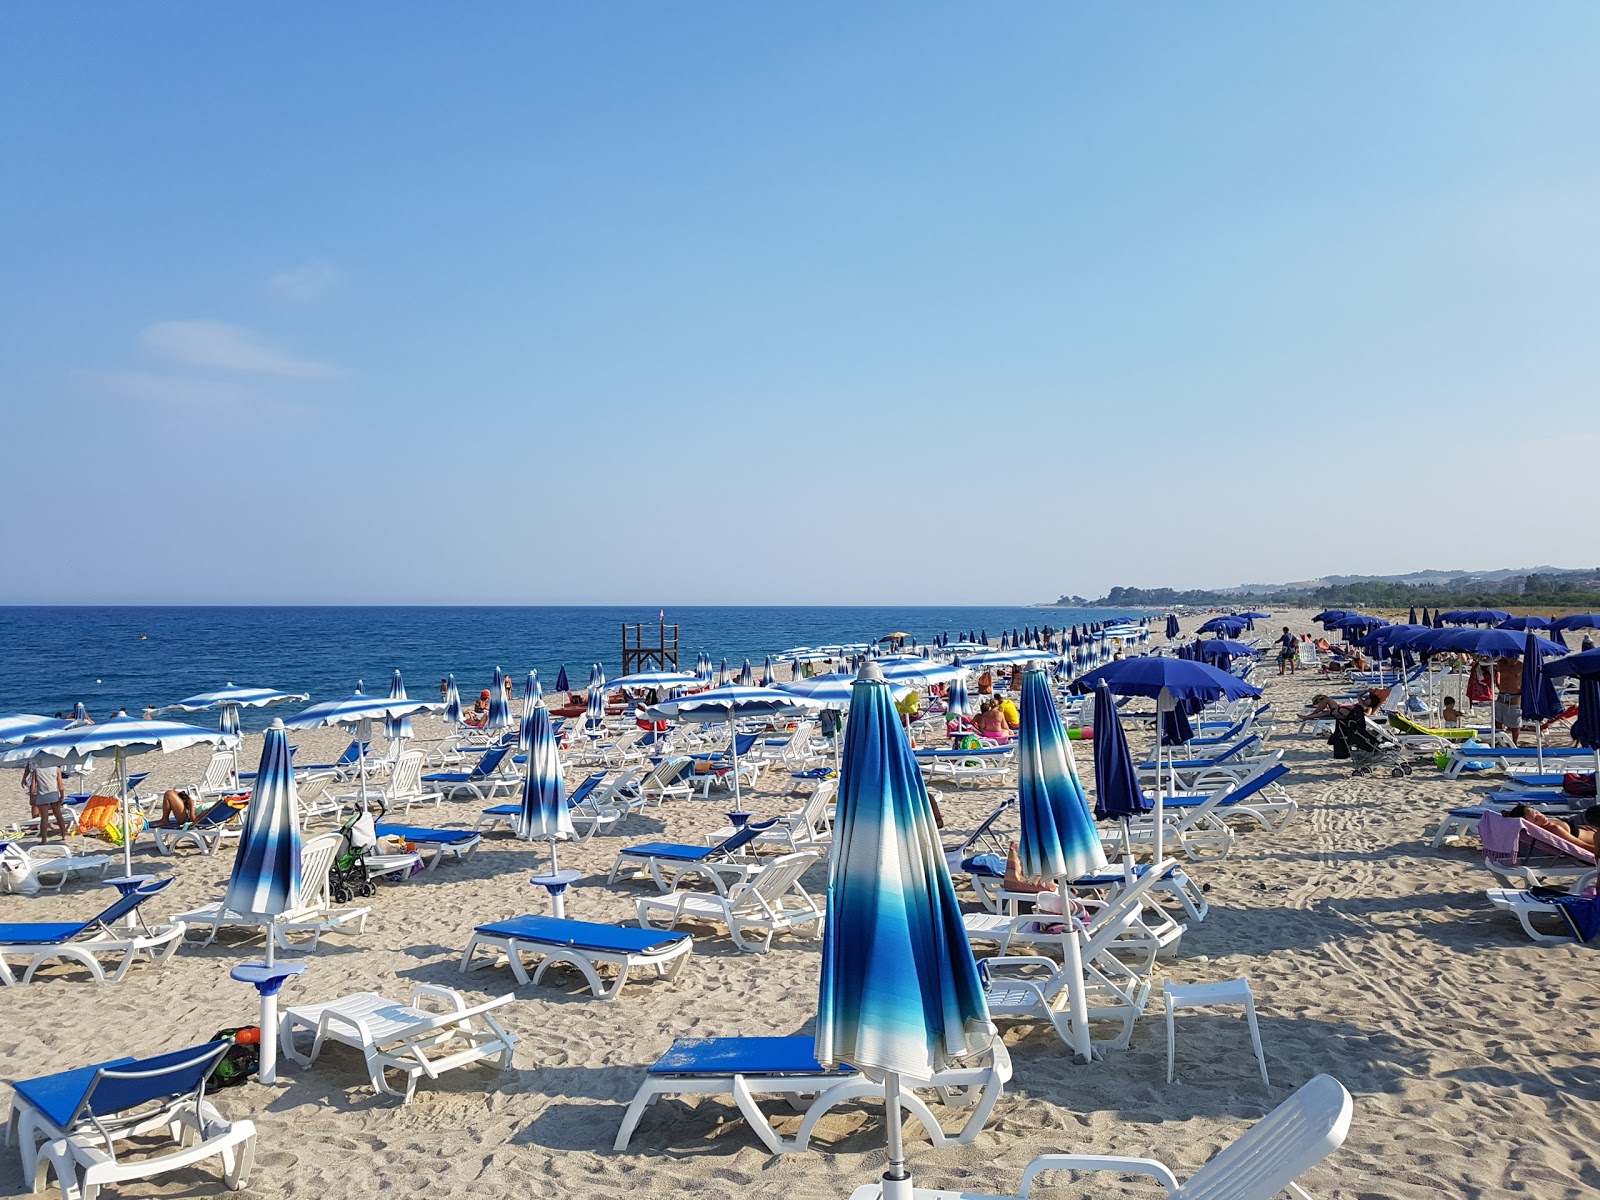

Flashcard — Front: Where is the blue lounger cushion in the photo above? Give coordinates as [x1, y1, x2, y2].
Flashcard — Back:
[374, 824, 477, 845]
[619, 842, 715, 862]
[12, 1057, 137, 1128]
[0, 921, 94, 945]
[915, 746, 1011, 758]
[648, 1036, 853, 1077]
[474, 915, 688, 954]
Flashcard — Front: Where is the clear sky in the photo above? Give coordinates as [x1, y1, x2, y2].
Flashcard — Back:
[3, 4, 1596, 604]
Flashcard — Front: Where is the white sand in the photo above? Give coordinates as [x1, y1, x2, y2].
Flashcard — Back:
[2, 606, 1598, 1199]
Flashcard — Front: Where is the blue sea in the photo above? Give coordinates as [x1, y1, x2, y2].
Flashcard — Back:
[0, 606, 1153, 728]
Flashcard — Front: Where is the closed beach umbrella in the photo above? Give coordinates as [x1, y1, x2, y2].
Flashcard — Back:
[519, 671, 542, 754]
[1520, 631, 1563, 772]
[0, 714, 238, 876]
[515, 694, 572, 865]
[221, 717, 303, 1082]
[443, 674, 462, 725]
[219, 704, 241, 739]
[946, 673, 970, 721]
[589, 663, 606, 691]
[585, 680, 605, 731]
[818, 662, 992, 1194]
[1409, 607, 1418, 626]
[718, 657, 730, 686]
[739, 659, 754, 686]
[1547, 649, 1600, 780]
[554, 665, 570, 694]
[486, 667, 511, 735]
[386, 669, 414, 743]
[73, 702, 89, 722]
[1016, 667, 1105, 882]
[1165, 613, 1180, 640]
[1091, 682, 1151, 878]
[761, 656, 775, 688]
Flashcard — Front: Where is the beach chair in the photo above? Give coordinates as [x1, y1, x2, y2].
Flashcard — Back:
[148, 793, 249, 856]
[636, 851, 824, 953]
[915, 745, 1015, 788]
[0, 879, 184, 986]
[614, 1026, 1011, 1155]
[279, 985, 518, 1103]
[844, 1073, 1354, 1200]
[460, 914, 693, 1000]
[1478, 813, 1597, 889]
[289, 739, 369, 778]
[608, 821, 779, 894]
[185, 750, 240, 802]
[371, 822, 481, 871]
[474, 772, 606, 835]
[635, 756, 695, 806]
[421, 744, 519, 803]
[1443, 741, 1595, 780]
[331, 750, 443, 816]
[702, 781, 836, 853]
[1113, 764, 1292, 861]
[66, 796, 133, 846]
[0, 842, 111, 894]
[171, 834, 370, 951]
[6, 1041, 255, 1199]
[1485, 880, 1600, 944]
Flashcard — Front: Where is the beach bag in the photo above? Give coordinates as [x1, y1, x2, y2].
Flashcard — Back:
[1563, 772, 1597, 798]
[0, 847, 40, 896]
[1329, 728, 1351, 759]
[207, 1027, 261, 1088]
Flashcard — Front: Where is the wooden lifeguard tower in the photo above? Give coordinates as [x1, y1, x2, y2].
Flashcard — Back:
[622, 618, 680, 674]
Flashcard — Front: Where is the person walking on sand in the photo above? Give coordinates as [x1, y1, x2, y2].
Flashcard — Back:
[1277, 626, 1299, 675]
[24, 761, 68, 843]
[1492, 656, 1523, 747]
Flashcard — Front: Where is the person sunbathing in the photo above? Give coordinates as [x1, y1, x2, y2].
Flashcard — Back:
[972, 700, 1009, 740]
[157, 789, 198, 827]
[1504, 804, 1600, 853]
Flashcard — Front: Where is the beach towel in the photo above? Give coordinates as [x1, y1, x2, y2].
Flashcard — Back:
[1550, 893, 1600, 942]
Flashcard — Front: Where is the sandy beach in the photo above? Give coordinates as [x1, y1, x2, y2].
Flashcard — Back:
[3, 606, 1598, 1200]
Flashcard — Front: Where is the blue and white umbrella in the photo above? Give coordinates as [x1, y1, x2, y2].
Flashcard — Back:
[739, 659, 754, 686]
[485, 667, 511, 735]
[649, 684, 804, 808]
[219, 704, 241, 739]
[608, 671, 700, 692]
[221, 717, 304, 1080]
[386, 669, 414, 743]
[0, 714, 238, 875]
[589, 662, 607, 691]
[945, 673, 970, 723]
[285, 687, 438, 809]
[1016, 667, 1106, 882]
[0, 714, 73, 744]
[818, 662, 991, 1194]
[761, 656, 776, 688]
[515, 694, 572, 864]
[443, 674, 463, 725]
[168, 684, 309, 717]
[72, 702, 89, 722]
[519, 671, 542, 754]
[585, 680, 606, 732]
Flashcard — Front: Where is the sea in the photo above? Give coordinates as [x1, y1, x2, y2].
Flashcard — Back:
[0, 606, 1154, 730]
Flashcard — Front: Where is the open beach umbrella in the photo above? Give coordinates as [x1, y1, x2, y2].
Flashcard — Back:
[554, 665, 570, 694]
[386, 669, 414, 743]
[519, 671, 542, 753]
[1553, 614, 1600, 633]
[608, 670, 700, 692]
[1195, 638, 1260, 660]
[515, 693, 572, 868]
[1197, 615, 1248, 636]
[818, 662, 992, 1195]
[284, 687, 437, 810]
[1091, 681, 1151, 875]
[779, 672, 914, 777]
[166, 684, 310, 753]
[221, 718, 302, 1082]
[0, 714, 73, 744]
[442, 674, 462, 725]
[649, 684, 804, 809]
[0, 714, 239, 876]
[1499, 616, 1551, 630]
[1520, 630, 1564, 772]
[1016, 667, 1106, 883]
[485, 667, 511, 735]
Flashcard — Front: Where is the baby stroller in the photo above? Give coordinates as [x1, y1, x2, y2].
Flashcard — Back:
[328, 810, 379, 904]
[1329, 704, 1413, 777]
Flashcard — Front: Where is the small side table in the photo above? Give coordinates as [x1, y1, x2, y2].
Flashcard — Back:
[231, 960, 307, 1085]
[529, 868, 581, 919]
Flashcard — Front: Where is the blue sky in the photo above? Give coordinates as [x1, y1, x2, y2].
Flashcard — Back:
[3, 4, 1596, 604]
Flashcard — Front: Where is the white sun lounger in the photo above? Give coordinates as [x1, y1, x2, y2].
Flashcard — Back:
[170, 834, 370, 951]
[0, 880, 184, 986]
[461, 914, 694, 1000]
[636, 851, 823, 953]
[279, 985, 518, 1103]
[615, 1027, 1010, 1155]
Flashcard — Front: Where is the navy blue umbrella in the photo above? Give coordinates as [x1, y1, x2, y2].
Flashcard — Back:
[554, 665, 570, 694]
[1520, 630, 1564, 771]
[1165, 613, 1180, 640]
[1408, 607, 1418, 626]
[1421, 607, 1431, 626]
[1091, 682, 1151, 876]
[1499, 615, 1551, 630]
[1075, 657, 1261, 705]
[1547, 650, 1600, 780]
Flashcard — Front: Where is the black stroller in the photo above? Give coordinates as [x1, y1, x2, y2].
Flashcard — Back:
[328, 810, 379, 903]
[1329, 704, 1413, 778]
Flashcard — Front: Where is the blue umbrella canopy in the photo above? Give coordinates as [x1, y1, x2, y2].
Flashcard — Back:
[1091, 683, 1150, 822]
[1439, 609, 1511, 626]
[778, 672, 911, 709]
[1197, 615, 1248, 635]
[608, 671, 700, 691]
[443, 674, 462, 725]
[486, 667, 511, 734]
[386, 669, 414, 742]
[1164, 614, 1180, 640]
[554, 665, 570, 693]
[516, 697, 572, 844]
[1426, 628, 1565, 658]
[817, 662, 990, 1085]
[1015, 668, 1106, 881]
[223, 719, 302, 921]
[1498, 615, 1551, 630]
[0, 714, 73, 744]
[1076, 657, 1261, 705]
[946, 673, 970, 720]
[1546, 651, 1600, 761]
[168, 684, 310, 715]
[1520, 631, 1563, 722]
[519, 671, 542, 753]
[1553, 614, 1600, 633]
[1194, 638, 1261, 659]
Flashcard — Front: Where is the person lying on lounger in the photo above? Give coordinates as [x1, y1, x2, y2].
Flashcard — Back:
[157, 789, 198, 827]
[1503, 804, 1600, 853]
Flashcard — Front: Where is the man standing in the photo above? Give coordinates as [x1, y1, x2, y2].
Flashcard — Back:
[1277, 626, 1299, 675]
[1492, 656, 1523, 747]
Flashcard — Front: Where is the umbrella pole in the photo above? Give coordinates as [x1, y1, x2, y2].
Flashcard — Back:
[880, 1071, 912, 1199]
[1060, 909, 1094, 1064]
[728, 703, 742, 810]
[118, 749, 133, 878]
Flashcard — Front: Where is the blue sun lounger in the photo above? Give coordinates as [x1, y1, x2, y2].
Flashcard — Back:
[613, 1032, 1009, 1155]
[372, 823, 481, 870]
[6, 1041, 255, 1197]
[460, 914, 692, 1000]
[475, 772, 605, 835]
[0, 879, 183, 986]
[608, 821, 777, 892]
